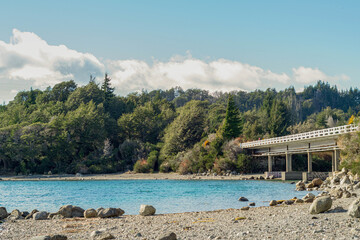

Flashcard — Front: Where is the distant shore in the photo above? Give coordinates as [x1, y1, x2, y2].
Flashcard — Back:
[0, 172, 267, 181]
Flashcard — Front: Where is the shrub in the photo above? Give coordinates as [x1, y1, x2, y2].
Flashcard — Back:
[134, 159, 151, 173]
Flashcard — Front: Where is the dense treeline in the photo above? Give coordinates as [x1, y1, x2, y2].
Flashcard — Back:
[0, 77, 359, 175]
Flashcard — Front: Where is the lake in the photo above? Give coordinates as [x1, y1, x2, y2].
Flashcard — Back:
[0, 180, 310, 214]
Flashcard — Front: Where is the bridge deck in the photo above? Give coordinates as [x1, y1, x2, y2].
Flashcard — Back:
[240, 124, 357, 149]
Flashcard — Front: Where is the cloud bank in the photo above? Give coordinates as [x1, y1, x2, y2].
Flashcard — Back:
[0, 29, 350, 102]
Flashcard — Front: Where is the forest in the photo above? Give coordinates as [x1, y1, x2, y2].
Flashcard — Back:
[0, 75, 359, 175]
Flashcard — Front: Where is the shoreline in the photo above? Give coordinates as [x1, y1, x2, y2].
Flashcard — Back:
[0, 172, 269, 181]
[1, 196, 359, 239]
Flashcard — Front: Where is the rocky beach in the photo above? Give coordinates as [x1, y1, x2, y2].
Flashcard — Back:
[1, 169, 360, 239]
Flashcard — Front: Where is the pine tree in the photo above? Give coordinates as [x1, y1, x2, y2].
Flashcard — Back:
[222, 94, 242, 140]
[101, 73, 115, 110]
[269, 100, 290, 136]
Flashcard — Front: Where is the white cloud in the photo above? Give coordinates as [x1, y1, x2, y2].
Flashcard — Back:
[0, 29, 104, 87]
[108, 58, 291, 95]
[292, 66, 349, 84]
[0, 29, 351, 103]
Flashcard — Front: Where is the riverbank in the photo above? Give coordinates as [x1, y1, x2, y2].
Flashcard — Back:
[0, 195, 359, 240]
[0, 172, 267, 181]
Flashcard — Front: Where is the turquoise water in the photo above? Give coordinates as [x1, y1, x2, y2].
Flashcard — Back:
[0, 180, 310, 214]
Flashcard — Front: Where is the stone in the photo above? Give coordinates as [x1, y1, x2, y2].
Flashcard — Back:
[49, 235, 67, 240]
[248, 202, 255, 206]
[341, 175, 351, 185]
[30, 236, 51, 240]
[238, 197, 249, 201]
[90, 230, 115, 240]
[348, 198, 360, 218]
[75, 173, 83, 177]
[57, 205, 84, 218]
[309, 196, 332, 214]
[26, 209, 39, 219]
[284, 200, 294, 205]
[295, 199, 304, 203]
[21, 211, 29, 218]
[304, 198, 314, 203]
[354, 182, 360, 190]
[157, 232, 177, 240]
[344, 191, 352, 198]
[296, 181, 306, 191]
[8, 209, 23, 220]
[306, 182, 315, 188]
[241, 207, 250, 210]
[139, 205, 156, 216]
[331, 176, 340, 185]
[0, 207, 8, 219]
[84, 208, 97, 218]
[302, 193, 315, 201]
[97, 208, 124, 218]
[33, 211, 49, 220]
[269, 200, 277, 206]
[312, 178, 323, 187]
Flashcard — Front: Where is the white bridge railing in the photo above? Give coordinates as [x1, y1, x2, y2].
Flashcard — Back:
[240, 124, 358, 149]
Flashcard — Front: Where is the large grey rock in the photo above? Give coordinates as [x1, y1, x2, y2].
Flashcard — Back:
[139, 205, 156, 216]
[8, 209, 23, 220]
[33, 211, 49, 220]
[97, 208, 124, 218]
[57, 205, 84, 218]
[312, 178, 323, 187]
[0, 207, 8, 219]
[348, 198, 360, 218]
[302, 193, 315, 201]
[309, 196, 332, 214]
[84, 208, 97, 218]
[90, 230, 115, 240]
[157, 232, 177, 240]
[238, 197, 249, 201]
[295, 181, 306, 191]
[26, 209, 39, 219]
[341, 175, 351, 185]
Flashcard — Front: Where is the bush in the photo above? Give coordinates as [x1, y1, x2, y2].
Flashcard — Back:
[134, 159, 151, 173]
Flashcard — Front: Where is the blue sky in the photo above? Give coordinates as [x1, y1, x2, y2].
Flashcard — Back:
[0, 0, 359, 102]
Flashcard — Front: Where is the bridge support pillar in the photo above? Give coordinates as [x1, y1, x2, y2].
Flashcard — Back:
[307, 151, 312, 173]
[332, 149, 340, 172]
[268, 155, 272, 172]
[286, 153, 292, 172]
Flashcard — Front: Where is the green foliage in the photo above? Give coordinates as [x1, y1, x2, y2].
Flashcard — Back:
[0, 79, 359, 175]
[222, 95, 242, 140]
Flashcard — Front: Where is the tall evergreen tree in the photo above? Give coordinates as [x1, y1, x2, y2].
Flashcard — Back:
[222, 94, 242, 140]
[269, 100, 290, 136]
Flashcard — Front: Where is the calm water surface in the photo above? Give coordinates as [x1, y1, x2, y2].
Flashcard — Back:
[0, 180, 309, 214]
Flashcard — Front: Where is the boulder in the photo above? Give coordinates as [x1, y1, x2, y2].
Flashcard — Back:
[84, 208, 97, 218]
[284, 200, 294, 205]
[295, 199, 304, 203]
[304, 198, 314, 203]
[306, 182, 315, 189]
[248, 202, 255, 206]
[25, 209, 39, 219]
[90, 230, 115, 240]
[157, 232, 177, 240]
[296, 181, 306, 191]
[331, 176, 340, 185]
[21, 211, 29, 218]
[33, 211, 49, 220]
[8, 209, 23, 220]
[238, 197, 249, 201]
[241, 206, 250, 210]
[312, 178, 323, 187]
[348, 198, 360, 218]
[309, 196, 332, 214]
[57, 205, 84, 218]
[97, 208, 124, 218]
[302, 193, 315, 201]
[269, 200, 277, 206]
[354, 182, 360, 190]
[139, 205, 156, 216]
[341, 175, 351, 185]
[0, 207, 8, 219]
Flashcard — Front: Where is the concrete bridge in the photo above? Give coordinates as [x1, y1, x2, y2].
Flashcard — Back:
[240, 124, 358, 180]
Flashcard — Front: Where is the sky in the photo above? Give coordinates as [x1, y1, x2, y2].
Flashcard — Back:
[0, 0, 359, 103]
